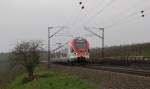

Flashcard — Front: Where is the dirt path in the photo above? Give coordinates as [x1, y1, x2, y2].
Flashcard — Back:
[51, 64, 150, 89]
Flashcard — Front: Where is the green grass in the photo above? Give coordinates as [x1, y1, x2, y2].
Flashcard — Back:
[6, 66, 95, 89]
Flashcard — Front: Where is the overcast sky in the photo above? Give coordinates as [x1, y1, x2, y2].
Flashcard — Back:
[0, 0, 150, 52]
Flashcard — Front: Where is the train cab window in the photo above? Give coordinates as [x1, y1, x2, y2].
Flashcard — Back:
[77, 43, 85, 51]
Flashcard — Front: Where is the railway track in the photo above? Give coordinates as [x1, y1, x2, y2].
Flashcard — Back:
[40, 61, 150, 77]
[56, 63, 150, 77]
[84, 65, 150, 77]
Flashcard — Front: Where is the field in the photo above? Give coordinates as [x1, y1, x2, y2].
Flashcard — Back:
[6, 65, 95, 89]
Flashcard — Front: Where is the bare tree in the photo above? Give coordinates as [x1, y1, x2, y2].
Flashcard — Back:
[10, 40, 42, 80]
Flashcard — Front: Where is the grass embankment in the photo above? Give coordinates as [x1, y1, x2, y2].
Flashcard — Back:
[6, 66, 95, 89]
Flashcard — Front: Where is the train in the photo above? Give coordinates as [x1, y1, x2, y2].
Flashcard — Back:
[41, 39, 150, 66]
[51, 37, 90, 64]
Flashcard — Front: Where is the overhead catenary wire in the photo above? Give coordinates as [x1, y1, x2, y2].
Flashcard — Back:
[74, 0, 115, 38]
[82, 0, 116, 26]
[104, 5, 150, 29]
[51, 41, 70, 53]
[77, 0, 105, 26]
[70, 0, 88, 27]
[80, 0, 150, 30]
[79, 1, 150, 48]
[90, 0, 148, 27]
[49, 26, 66, 38]
[93, 0, 150, 29]
[69, 2, 150, 36]
[82, 1, 150, 30]
[58, 0, 84, 38]
[82, 0, 105, 17]
[65, 0, 89, 38]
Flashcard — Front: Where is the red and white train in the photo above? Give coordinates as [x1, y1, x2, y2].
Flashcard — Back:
[52, 37, 90, 63]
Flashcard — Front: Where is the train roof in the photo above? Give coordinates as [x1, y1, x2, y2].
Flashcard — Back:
[73, 37, 87, 41]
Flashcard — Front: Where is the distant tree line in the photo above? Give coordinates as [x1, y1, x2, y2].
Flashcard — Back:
[90, 43, 150, 59]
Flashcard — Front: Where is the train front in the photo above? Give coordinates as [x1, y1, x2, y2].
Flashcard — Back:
[69, 37, 90, 63]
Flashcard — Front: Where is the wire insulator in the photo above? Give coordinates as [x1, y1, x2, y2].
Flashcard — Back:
[141, 10, 144, 13]
[141, 14, 145, 17]
[79, 2, 82, 5]
[81, 6, 85, 9]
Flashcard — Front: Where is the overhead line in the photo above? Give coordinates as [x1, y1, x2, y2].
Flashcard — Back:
[83, 0, 116, 25]
[78, 0, 105, 26]
[49, 26, 65, 38]
[51, 41, 70, 53]
[84, 26, 103, 38]
[72, 0, 89, 26]
[94, 0, 146, 28]
[104, 5, 150, 29]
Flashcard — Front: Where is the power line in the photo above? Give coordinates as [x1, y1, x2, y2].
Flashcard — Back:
[77, 0, 105, 26]
[95, 0, 150, 28]
[65, 0, 88, 38]
[49, 27, 65, 38]
[82, 0, 150, 30]
[51, 41, 70, 52]
[83, 0, 116, 25]
[70, 0, 87, 27]
[60, 0, 84, 38]
[104, 5, 150, 29]
[92, 0, 146, 27]
[83, 0, 105, 17]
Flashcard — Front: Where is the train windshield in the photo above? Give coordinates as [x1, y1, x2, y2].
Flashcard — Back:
[77, 42, 85, 51]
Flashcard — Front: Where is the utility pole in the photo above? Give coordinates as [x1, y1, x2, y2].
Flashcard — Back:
[47, 26, 65, 68]
[48, 27, 53, 68]
[48, 29, 50, 68]
[100, 28, 104, 58]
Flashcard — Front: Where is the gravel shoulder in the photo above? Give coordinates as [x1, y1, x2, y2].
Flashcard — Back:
[51, 64, 150, 89]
